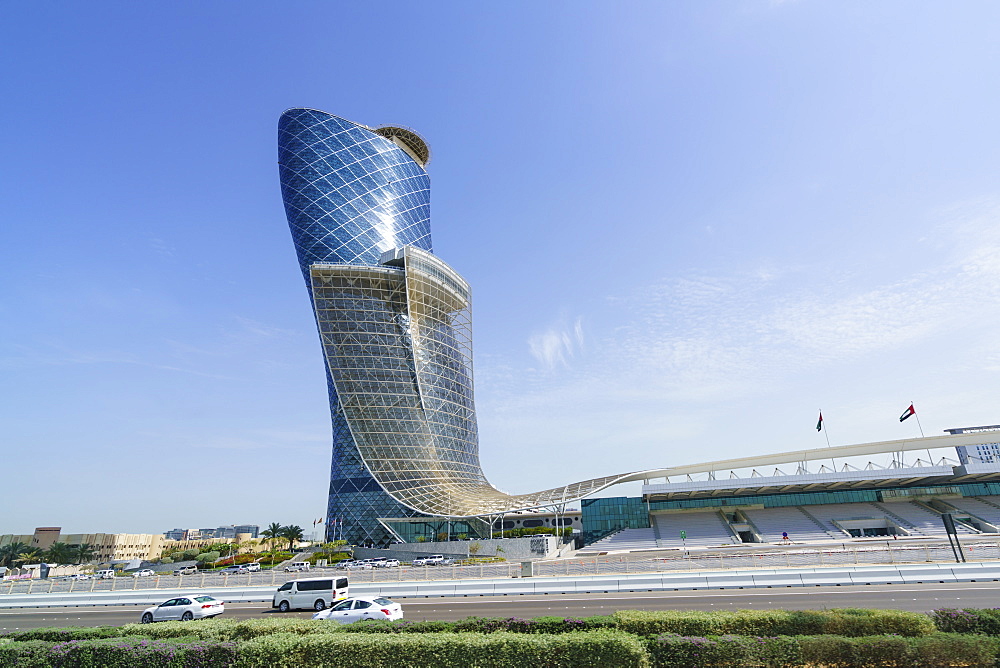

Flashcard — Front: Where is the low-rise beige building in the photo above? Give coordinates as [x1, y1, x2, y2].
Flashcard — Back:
[0, 528, 253, 564]
[1, 528, 168, 563]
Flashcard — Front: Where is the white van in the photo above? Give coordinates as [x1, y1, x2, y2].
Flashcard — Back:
[94, 569, 115, 579]
[284, 561, 310, 572]
[272, 576, 349, 612]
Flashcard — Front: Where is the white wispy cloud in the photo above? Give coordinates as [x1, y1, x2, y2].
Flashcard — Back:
[528, 316, 584, 370]
[477, 198, 1000, 490]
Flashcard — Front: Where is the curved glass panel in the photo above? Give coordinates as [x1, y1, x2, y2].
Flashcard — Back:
[279, 109, 434, 544]
[280, 109, 646, 538]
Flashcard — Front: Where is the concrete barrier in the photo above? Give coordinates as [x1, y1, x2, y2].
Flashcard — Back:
[4, 561, 1000, 609]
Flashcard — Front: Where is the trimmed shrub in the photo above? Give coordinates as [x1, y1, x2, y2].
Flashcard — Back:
[648, 633, 800, 667]
[0, 637, 237, 668]
[331, 615, 617, 635]
[798, 632, 999, 668]
[237, 630, 650, 668]
[615, 608, 935, 638]
[116, 618, 346, 642]
[452, 616, 617, 634]
[339, 619, 458, 633]
[1, 626, 125, 642]
[932, 608, 1000, 635]
[0, 639, 52, 668]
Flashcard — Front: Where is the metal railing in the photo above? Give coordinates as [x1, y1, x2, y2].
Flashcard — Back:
[2, 540, 999, 596]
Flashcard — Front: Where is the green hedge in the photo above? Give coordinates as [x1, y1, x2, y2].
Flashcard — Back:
[932, 608, 1000, 635]
[237, 630, 649, 668]
[7, 615, 618, 642]
[647, 632, 998, 667]
[615, 608, 935, 638]
[0, 631, 651, 668]
[0, 636, 237, 668]
[649, 633, 800, 667]
[116, 618, 346, 642]
[798, 633, 998, 668]
[279, 615, 618, 635]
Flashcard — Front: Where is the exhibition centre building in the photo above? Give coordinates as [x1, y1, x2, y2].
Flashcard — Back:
[278, 108, 1000, 548]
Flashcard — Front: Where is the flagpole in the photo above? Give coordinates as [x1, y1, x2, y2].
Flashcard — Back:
[819, 409, 835, 471]
[912, 401, 925, 438]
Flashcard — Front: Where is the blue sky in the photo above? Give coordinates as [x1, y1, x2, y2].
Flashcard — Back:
[3, 2, 1000, 536]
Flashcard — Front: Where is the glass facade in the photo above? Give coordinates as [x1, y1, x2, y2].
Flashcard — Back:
[581, 497, 650, 545]
[279, 110, 435, 545]
[279, 109, 647, 545]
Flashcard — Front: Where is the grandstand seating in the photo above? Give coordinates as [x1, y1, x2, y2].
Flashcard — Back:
[582, 496, 1000, 553]
[742, 506, 839, 542]
[938, 497, 1000, 531]
[873, 501, 978, 535]
[653, 511, 741, 548]
[583, 527, 658, 552]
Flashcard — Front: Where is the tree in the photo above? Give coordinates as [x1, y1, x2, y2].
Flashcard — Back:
[468, 542, 482, 556]
[280, 525, 304, 552]
[73, 544, 96, 565]
[0, 542, 29, 568]
[196, 551, 221, 564]
[44, 542, 74, 565]
[261, 523, 283, 550]
[14, 548, 42, 567]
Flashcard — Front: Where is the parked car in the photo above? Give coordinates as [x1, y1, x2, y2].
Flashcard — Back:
[244, 562, 261, 572]
[272, 576, 350, 612]
[334, 560, 356, 569]
[413, 555, 449, 566]
[94, 569, 115, 579]
[312, 596, 403, 623]
[221, 565, 249, 575]
[344, 561, 372, 571]
[284, 561, 310, 572]
[140, 594, 224, 623]
[172, 566, 198, 576]
[132, 569, 155, 578]
[69, 573, 92, 580]
[381, 559, 400, 568]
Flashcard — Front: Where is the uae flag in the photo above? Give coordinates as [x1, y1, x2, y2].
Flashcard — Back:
[899, 404, 916, 422]
[816, 411, 823, 432]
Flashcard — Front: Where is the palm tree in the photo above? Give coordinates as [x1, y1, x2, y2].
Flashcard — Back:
[73, 543, 96, 565]
[0, 542, 29, 568]
[14, 548, 42, 567]
[44, 542, 74, 565]
[261, 523, 283, 550]
[280, 525, 304, 552]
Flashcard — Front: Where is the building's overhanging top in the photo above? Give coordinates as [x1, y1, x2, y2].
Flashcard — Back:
[373, 126, 430, 167]
[279, 108, 430, 170]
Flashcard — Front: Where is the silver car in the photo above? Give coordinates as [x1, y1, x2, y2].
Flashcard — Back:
[312, 596, 403, 623]
[140, 594, 224, 623]
[344, 561, 372, 570]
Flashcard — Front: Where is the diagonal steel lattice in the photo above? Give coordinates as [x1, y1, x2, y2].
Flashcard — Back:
[279, 109, 644, 541]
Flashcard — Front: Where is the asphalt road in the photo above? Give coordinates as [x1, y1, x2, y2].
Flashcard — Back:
[2, 581, 999, 631]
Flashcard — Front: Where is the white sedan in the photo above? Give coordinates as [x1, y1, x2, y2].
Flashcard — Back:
[344, 562, 372, 570]
[133, 569, 156, 578]
[140, 594, 224, 623]
[312, 596, 402, 623]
